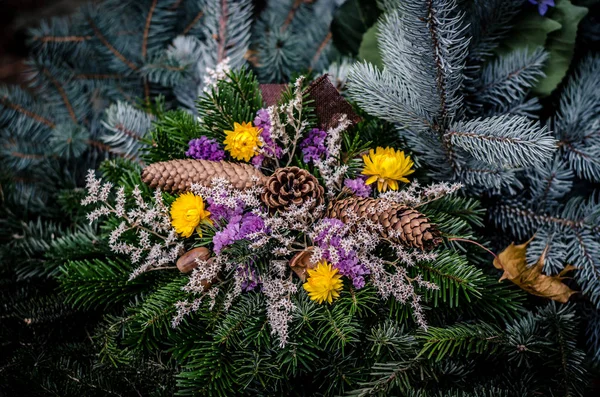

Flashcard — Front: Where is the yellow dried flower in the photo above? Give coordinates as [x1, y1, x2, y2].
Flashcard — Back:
[223, 121, 262, 162]
[303, 261, 343, 304]
[361, 146, 414, 192]
[170, 192, 211, 238]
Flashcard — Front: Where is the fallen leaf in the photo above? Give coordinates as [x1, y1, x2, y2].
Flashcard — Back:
[493, 238, 577, 303]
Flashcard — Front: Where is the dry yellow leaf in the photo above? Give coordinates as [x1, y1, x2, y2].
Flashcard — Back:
[493, 238, 577, 303]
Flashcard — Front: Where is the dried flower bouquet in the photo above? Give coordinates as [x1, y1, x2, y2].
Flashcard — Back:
[82, 67, 471, 347]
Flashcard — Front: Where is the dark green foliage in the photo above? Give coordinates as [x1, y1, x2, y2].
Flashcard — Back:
[196, 68, 265, 140]
[143, 109, 203, 163]
[419, 322, 504, 361]
[330, 0, 382, 56]
[351, 303, 589, 396]
[60, 257, 148, 309]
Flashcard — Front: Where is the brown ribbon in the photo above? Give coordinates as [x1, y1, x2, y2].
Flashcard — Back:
[259, 74, 361, 130]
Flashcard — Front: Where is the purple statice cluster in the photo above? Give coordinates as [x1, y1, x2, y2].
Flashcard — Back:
[207, 197, 244, 224]
[299, 128, 328, 163]
[312, 218, 369, 289]
[237, 263, 261, 291]
[344, 177, 372, 198]
[186, 136, 226, 161]
[253, 108, 282, 167]
[211, 209, 265, 254]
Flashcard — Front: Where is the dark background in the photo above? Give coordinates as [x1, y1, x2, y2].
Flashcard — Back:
[0, 0, 91, 84]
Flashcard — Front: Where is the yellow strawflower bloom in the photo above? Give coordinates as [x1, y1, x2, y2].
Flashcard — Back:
[170, 192, 211, 238]
[223, 121, 262, 162]
[361, 146, 414, 192]
[303, 261, 343, 304]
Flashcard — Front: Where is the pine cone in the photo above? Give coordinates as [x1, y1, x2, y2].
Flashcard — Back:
[261, 167, 325, 213]
[141, 159, 267, 193]
[327, 197, 442, 250]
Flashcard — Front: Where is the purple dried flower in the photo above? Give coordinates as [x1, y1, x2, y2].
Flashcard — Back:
[253, 108, 282, 167]
[344, 177, 372, 198]
[255, 108, 270, 126]
[206, 198, 244, 224]
[300, 128, 328, 163]
[186, 136, 225, 161]
[238, 213, 265, 237]
[213, 217, 241, 254]
[251, 154, 265, 168]
[528, 0, 554, 15]
[212, 212, 265, 254]
[238, 263, 261, 291]
[313, 218, 346, 247]
[312, 218, 369, 289]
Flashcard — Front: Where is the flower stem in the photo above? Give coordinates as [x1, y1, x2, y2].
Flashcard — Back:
[448, 237, 499, 261]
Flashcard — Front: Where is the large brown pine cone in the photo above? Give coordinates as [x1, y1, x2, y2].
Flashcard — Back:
[141, 159, 267, 193]
[261, 167, 325, 213]
[327, 197, 442, 250]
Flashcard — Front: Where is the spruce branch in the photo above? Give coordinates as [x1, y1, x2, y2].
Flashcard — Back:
[0, 90, 55, 128]
[446, 115, 556, 168]
[142, 0, 159, 61]
[465, 0, 523, 62]
[347, 63, 434, 133]
[418, 322, 503, 361]
[466, 47, 548, 115]
[526, 157, 574, 204]
[41, 68, 79, 124]
[456, 159, 523, 194]
[85, 17, 139, 71]
[424, 0, 468, 121]
[101, 101, 155, 158]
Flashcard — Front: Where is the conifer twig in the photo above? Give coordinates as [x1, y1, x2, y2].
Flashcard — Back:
[181, 11, 204, 35]
[142, 0, 158, 60]
[0, 96, 55, 128]
[87, 17, 139, 71]
[217, 0, 228, 62]
[43, 68, 78, 123]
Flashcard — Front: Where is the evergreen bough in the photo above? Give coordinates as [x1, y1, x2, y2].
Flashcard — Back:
[1, 0, 598, 395]
[346, 0, 600, 367]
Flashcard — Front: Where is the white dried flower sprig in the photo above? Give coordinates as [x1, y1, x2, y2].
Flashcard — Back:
[314, 114, 353, 197]
[172, 297, 204, 328]
[379, 181, 463, 207]
[249, 199, 325, 256]
[266, 76, 310, 167]
[262, 276, 297, 347]
[190, 177, 264, 211]
[203, 57, 231, 93]
[81, 170, 183, 279]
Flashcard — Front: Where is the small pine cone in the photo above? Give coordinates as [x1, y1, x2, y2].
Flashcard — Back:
[327, 197, 442, 250]
[261, 167, 325, 213]
[141, 159, 267, 193]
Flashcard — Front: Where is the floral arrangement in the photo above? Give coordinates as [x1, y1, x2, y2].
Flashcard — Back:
[82, 68, 465, 347]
